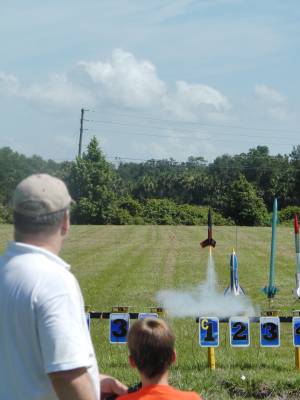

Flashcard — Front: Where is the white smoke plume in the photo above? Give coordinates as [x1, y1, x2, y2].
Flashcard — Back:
[156, 254, 257, 318]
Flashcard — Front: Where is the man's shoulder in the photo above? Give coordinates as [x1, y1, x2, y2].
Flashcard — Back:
[17, 251, 73, 284]
[7, 248, 78, 300]
[33, 256, 78, 300]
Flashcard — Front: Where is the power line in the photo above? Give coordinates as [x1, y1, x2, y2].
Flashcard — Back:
[87, 110, 300, 134]
[85, 119, 300, 142]
[85, 130, 297, 145]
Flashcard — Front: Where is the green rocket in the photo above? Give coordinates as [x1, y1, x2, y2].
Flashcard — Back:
[262, 198, 278, 299]
[294, 214, 300, 298]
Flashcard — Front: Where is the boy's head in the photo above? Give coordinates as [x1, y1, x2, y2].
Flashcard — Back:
[127, 318, 176, 379]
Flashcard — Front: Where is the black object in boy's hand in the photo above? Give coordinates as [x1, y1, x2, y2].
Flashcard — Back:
[103, 382, 142, 400]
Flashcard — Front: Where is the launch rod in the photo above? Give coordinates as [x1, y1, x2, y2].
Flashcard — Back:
[268, 198, 277, 295]
[207, 245, 216, 370]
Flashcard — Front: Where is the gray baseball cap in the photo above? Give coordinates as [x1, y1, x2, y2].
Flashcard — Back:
[13, 174, 73, 217]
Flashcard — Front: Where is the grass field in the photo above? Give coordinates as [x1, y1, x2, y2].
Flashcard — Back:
[1, 224, 300, 399]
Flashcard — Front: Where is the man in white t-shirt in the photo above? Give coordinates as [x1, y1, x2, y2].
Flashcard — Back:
[0, 174, 127, 400]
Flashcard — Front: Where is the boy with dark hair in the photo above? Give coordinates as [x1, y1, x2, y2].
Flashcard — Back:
[118, 318, 202, 400]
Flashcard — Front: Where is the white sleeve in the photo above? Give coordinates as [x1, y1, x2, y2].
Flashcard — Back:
[37, 291, 92, 373]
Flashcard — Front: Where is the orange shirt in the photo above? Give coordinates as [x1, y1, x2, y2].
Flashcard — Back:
[117, 384, 202, 400]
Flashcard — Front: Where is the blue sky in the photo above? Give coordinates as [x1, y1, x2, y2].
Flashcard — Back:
[1, 0, 299, 162]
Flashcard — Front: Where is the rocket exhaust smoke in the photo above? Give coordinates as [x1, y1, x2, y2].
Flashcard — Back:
[156, 253, 256, 318]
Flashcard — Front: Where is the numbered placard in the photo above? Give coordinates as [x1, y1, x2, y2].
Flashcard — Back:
[86, 313, 91, 331]
[260, 317, 280, 347]
[229, 317, 250, 347]
[138, 313, 158, 320]
[109, 313, 130, 344]
[293, 317, 300, 347]
[199, 317, 219, 347]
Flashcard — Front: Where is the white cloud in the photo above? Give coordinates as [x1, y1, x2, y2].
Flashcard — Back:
[79, 49, 167, 108]
[254, 84, 288, 121]
[1, 49, 232, 124]
[20, 74, 95, 109]
[0, 71, 19, 96]
[0, 70, 95, 110]
[255, 84, 286, 103]
[1, 49, 232, 163]
[79, 49, 231, 122]
[163, 80, 231, 121]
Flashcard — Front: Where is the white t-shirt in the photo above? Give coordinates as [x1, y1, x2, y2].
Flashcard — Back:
[0, 242, 100, 400]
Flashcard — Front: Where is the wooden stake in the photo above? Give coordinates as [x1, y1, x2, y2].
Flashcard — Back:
[208, 347, 216, 370]
[296, 348, 300, 370]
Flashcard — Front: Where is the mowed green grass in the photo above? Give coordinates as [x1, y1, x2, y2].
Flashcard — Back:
[1, 224, 300, 399]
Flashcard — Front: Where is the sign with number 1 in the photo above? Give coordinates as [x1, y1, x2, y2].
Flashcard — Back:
[199, 317, 219, 347]
[109, 313, 130, 344]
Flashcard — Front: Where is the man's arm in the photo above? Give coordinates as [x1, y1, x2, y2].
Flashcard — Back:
[49, 367, 97, 400]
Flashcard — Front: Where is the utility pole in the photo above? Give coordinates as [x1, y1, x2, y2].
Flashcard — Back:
[78, 108, 85, 158]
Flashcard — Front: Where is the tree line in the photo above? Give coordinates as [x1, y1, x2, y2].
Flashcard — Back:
[1, 138, 300, 226]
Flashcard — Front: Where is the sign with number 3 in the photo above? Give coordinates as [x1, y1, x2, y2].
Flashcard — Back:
[109, 313, 130, 344]
[260, 317, 280, 347]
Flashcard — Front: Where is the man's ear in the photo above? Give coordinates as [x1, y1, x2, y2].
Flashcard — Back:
[61, 210, 70, 237]
[128, 355, 136, 369]
[171, 350, 176, 364]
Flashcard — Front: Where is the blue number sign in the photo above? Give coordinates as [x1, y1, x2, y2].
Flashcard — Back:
[293, 317, 300, 347]
[199, 317, 219, 347]
[138, 313, 158, 319]
[260, 317, 280, 347]
[109, 313, 130, 344]
[229, 317, 250, 347]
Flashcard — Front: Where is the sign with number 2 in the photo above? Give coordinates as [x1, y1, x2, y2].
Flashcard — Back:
[230, 317, 250, 347]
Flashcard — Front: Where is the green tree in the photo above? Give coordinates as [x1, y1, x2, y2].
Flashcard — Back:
[68, 137, 119, 224]
[240, 146, 292, 209]
[289, 145, 300, 205]
[0, 146, 67, 207]
[224, 175, 269, 226]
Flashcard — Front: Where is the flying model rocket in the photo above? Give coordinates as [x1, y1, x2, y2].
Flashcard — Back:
[200, 208, 216, 248]
[262, 198, 278, 299]
[294, 214, 300, 299]
[224, 249, 245, 296]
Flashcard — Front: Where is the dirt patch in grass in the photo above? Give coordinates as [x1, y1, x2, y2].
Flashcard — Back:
[221, 379, 300, 399]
